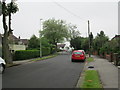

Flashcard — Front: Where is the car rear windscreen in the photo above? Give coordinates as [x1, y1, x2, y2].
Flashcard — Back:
[73, 52, 82, 55]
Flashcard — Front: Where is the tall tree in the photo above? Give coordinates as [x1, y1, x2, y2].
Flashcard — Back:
[41, 18, 70, 51]
[93, 31, 109, 55]
[7, 1, 19, 34]
[70, 36, 82, 50]
[68, 24, 80, 39]
[2, 0, 19, 64]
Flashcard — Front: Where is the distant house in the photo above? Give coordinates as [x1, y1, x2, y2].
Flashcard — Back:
[8, 34, 28, 46]
[8, 34, 29, 51]
[1, 34, 29, 51]
[57, 43, 66, 49]
[112, 35, 120, 40]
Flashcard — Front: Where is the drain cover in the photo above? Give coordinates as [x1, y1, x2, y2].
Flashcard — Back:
[88, 66, 94, 68]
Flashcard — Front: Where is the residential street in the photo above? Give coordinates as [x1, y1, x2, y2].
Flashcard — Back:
[2, 53, 85, 88]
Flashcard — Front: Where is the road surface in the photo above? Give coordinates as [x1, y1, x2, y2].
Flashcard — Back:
[2, 52, 85, 88]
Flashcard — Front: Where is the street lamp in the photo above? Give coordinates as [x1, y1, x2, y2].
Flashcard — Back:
[40, 19, 42, 58]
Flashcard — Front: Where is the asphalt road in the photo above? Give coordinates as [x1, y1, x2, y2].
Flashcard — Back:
[2, 52, 85, 88]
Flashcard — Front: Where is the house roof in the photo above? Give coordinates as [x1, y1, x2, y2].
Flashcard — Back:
[112, 35, 120, 40]
[1, 33, 29, 45]
[20, 39, 29, 45]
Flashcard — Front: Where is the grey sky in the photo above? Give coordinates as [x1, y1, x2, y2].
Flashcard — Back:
[0, 0, 118, 39]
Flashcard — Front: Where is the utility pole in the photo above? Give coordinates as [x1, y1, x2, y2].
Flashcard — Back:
[39, 19, 42, 58]
[88, 20, 91, 57]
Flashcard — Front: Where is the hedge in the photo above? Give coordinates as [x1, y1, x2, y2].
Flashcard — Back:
[14, 47, 51, 61]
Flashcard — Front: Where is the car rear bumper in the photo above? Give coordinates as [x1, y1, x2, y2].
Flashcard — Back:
[72, 57, 85, 60]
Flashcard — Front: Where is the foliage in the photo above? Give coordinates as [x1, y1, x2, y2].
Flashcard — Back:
[81, 37, 89, 53]
[41, 18, 70, 49]
[110, 38, 120, 53]
[7, 2, 19, 14]
[28, 35, 40, 50]
[14, 47, 51, 60]
[68, 24, 80, 39]
[99, 41, 111, 54]
[93, 31, 109, 54]
[14, 50, 39, 60]
[70, 36, 82, 50]
[70, 36, 89, 52]
[1, 2, 19, 16]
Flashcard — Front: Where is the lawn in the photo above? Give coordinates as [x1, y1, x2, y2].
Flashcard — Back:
[81, 70, 103, 89]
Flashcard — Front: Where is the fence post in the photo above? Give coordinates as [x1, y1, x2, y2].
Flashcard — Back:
[113, 53, 119, 66]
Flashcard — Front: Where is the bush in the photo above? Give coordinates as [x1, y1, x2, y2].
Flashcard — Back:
[14, 47, 51, 61]
[50, 48, 56, 54]
[14, 50, 39, 60]
[42, 47, 51, 56]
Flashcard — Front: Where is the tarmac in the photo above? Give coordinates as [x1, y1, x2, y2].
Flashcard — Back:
[12, 54, 119, 89]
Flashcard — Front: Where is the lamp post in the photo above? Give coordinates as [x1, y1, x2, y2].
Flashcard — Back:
[40, 19, 42, 58]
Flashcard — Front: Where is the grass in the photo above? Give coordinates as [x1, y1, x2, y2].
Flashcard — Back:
[31, 54, 58, 61]
[6, 54, 58, 68]
[6, 63, 20, 68]
[81, 70, 103, 89]
[86, 57, 94, 62]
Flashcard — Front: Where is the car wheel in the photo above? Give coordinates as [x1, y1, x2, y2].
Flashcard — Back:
[71, 59, 74, 62]
[0, 64, 5, 74]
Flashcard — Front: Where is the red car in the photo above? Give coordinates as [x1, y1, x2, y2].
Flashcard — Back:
[71, 50, 86, 62]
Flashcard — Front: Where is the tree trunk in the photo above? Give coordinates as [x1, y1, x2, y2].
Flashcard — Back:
[2, 2, 13, 64]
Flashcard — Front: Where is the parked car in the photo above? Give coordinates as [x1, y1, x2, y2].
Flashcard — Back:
[0, 57, 6, 74]
[71, 50, 86, 62]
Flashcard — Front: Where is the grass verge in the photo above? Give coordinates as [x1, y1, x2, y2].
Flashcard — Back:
[6, 54, 58, 68]
[31, 54, 58, 62]
[86, 57, 94, 62]
[81, 70, 103, 89]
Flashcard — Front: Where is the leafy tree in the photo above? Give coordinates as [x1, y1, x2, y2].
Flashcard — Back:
[70, 36, 83, 50]
[28, 35, 40, 50]
[68, 24, 80, 39]
[81, 37, 89, 53]
[41, 18, 70, 51]
[93, 31, 109, 55]
[7, 2, 19, 34]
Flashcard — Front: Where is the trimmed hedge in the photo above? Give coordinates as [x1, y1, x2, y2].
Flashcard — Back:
[14, 47, 51, 61]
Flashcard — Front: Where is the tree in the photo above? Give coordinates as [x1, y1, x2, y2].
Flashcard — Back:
[68, 24, 80, 39]
[93, 31, 109, 55]
[70, 36, 83, 50]
[81, 37, 89, 53]
[28, 35, 40, 50]
[2, 0, 19, 64]
[41, 18, 70, 51]
[7, 1, 19, 34]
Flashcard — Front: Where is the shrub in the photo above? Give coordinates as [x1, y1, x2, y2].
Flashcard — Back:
[14, 50, 39, 60]
[14, 47, 51, 61]
[50, 48, 56, 54]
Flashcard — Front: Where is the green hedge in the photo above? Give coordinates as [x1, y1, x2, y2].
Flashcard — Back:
[14, 47, 51, 61]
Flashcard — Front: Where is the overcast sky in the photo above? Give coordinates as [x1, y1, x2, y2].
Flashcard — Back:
[0, 0, 119, 40]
